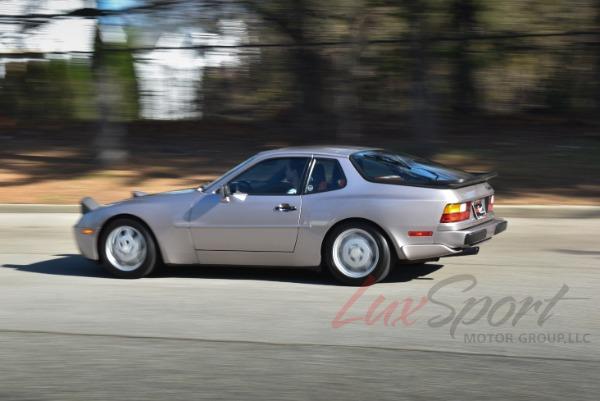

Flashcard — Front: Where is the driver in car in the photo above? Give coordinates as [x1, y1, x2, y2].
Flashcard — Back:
[283, 161, 303, 194]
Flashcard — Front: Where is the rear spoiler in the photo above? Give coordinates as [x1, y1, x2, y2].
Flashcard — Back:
[80, 197, 100, 214]
[445, 171, 498, 189]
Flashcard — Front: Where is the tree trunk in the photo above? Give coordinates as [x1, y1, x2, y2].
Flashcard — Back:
[334, 6, 367, 141]
[92, 30, 128, 165]
[451, 0, 478, 113]
[288, 1, 327, 135]
[595, 0, 600, 111]
[405, 0, 438, 156]
[292, 46, 325, 132]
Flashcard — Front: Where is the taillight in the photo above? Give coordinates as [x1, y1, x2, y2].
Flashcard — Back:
[440, 202, 471, 223]
[488, 195, 495, 212]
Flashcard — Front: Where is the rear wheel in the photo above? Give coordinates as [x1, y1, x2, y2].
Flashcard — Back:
[324, 222, 392, 285]
[99, 218, 158, 278]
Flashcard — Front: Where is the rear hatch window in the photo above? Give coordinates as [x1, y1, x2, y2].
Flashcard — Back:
[350, 150, 495, 188]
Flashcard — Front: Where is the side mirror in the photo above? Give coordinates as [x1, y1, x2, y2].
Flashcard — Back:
[218, 184, 231, 202]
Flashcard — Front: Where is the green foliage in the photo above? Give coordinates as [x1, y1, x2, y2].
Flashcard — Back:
[0, 58, 96, 121]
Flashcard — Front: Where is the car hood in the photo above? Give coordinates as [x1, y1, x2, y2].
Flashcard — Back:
[108, 187, 203, 207]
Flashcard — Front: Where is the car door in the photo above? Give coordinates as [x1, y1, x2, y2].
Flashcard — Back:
[189, 157, 310, 252]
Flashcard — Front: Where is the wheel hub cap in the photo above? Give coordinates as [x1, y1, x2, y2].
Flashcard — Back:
[105, 226, 147, 272]
[332, 228, 379, 278]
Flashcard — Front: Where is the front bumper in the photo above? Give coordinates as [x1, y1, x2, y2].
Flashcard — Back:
[401, 218, 507, 260]
[74, 224, 100, 261]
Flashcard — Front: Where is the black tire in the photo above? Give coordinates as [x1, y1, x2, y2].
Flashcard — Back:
[99, 218, 159, 279]
[323, 221, 392, 286]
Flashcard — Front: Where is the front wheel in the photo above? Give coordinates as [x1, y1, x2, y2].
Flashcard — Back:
[324, 222, 392, 285]
[99, 218, 159, 279]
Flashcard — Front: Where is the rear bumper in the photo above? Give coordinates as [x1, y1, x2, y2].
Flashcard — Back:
[401, 218, 507, 260]
[436, 218, 507, 247]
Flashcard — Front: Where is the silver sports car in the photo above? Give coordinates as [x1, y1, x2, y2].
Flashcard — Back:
[75, 146, 507, 285]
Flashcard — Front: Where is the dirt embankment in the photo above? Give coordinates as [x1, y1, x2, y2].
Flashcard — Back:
[1, 117, 598, 205]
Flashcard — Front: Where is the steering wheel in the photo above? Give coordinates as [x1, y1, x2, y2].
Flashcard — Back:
[230, 180, 252, 194]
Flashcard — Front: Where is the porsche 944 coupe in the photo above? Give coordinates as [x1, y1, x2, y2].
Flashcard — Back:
[75, 146, 507, 285]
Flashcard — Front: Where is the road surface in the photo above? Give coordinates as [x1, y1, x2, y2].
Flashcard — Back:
[0, 212, 598, 400]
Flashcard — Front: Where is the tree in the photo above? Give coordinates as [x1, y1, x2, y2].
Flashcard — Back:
[245, 1, 329, 133]
[403, 0, 439, 155]
[450, 0, 479, 113]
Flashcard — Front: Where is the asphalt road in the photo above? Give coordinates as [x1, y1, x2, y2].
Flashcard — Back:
[0, 213, 598, 401]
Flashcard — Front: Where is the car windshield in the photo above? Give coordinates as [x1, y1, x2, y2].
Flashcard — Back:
[350, 150, 474, 186]
[198, 155, 259, 192]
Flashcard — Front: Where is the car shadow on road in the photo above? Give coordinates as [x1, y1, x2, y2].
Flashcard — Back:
[3, 254, 109, 278]
[156, 262, 444, 285]
[2, 254, 444, 285]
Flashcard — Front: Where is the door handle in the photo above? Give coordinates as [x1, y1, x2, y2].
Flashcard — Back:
[274, 203, 297, 212]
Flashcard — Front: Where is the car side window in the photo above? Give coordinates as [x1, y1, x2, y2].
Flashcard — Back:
[305, 158, 347, 194]
[228, 157, 310, 195]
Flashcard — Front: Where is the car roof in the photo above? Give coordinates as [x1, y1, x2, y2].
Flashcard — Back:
[257, 145, 380, 158]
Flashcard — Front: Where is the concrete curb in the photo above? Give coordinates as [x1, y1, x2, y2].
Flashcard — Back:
[0, 204, 80, 213]
[1, 203, 599, 218]
[495, 205, 600, 219]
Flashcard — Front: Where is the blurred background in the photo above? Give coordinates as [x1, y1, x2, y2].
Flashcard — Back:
[0, 0, 599, 204]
